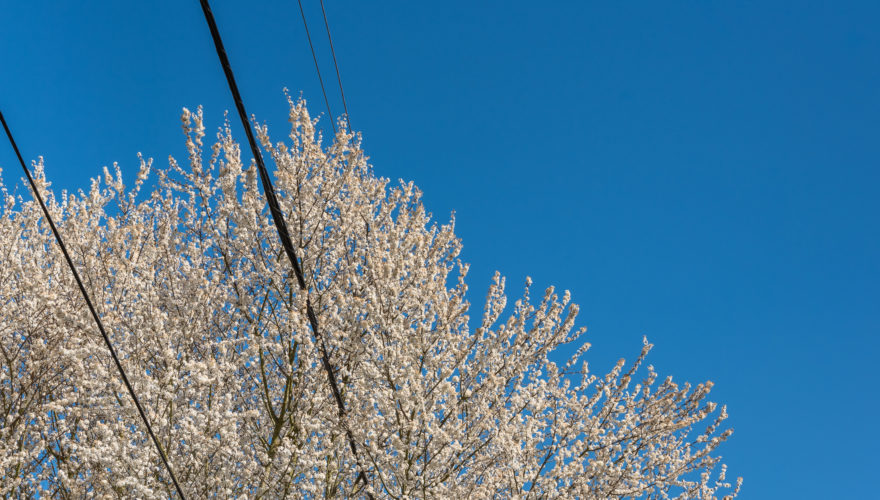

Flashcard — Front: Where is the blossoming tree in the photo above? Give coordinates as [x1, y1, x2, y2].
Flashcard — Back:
[0, 98, 740, 498]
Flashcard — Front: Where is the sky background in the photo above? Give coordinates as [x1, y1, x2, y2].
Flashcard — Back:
[1, 1, 878, 497]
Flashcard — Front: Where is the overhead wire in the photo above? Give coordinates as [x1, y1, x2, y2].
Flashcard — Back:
[0, 111, 188, 499]
[197, 1, 373, 496]
[318, 0, 352, 132]
[296, 0, 337, 135]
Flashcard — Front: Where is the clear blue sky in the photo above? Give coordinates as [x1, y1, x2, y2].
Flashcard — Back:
[2, 1, 878, 497]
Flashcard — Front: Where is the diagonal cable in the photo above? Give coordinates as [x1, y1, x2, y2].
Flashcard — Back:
[318, 0, 352, 132]
[297, 0, 337, 135]
[0, 111, 188, 499]
[197, 1, 373, 495]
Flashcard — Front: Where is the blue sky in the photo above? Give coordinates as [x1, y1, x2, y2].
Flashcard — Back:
[1, 1, 878, 497]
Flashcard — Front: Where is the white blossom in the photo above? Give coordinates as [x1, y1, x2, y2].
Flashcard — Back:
[0, 99, 740, 499]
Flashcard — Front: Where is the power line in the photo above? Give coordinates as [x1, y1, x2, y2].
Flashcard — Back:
[296, 0, 337, 135]
[0, 111, 188, 499]
[197, 1, 373, 496]
[319, 0, 352, 132]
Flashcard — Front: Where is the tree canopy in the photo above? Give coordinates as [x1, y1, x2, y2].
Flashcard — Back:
[0, 99, 739, 498]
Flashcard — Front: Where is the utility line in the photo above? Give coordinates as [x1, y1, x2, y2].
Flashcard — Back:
[296, 0, 336, 135]
[318, 0, 352, 132]
[0, 111, 188, 499]
[197, 1, 373, 496]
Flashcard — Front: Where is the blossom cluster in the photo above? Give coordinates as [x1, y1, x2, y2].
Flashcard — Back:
[0, 98, 740, 498]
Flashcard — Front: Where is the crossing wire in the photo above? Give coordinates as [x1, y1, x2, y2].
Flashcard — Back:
[197, 1, 374, 496]
[318, 0, 353, 132]
[0, 111, 188, 499]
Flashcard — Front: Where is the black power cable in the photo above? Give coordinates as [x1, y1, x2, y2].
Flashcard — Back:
[318, 0, 353, 132]
[197, 1, 373, 496]
[297, 0, 337, 135]
[0, 112, 188, 499]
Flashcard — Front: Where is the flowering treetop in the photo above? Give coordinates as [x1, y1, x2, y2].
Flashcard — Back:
[0, 97, 739, 498]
